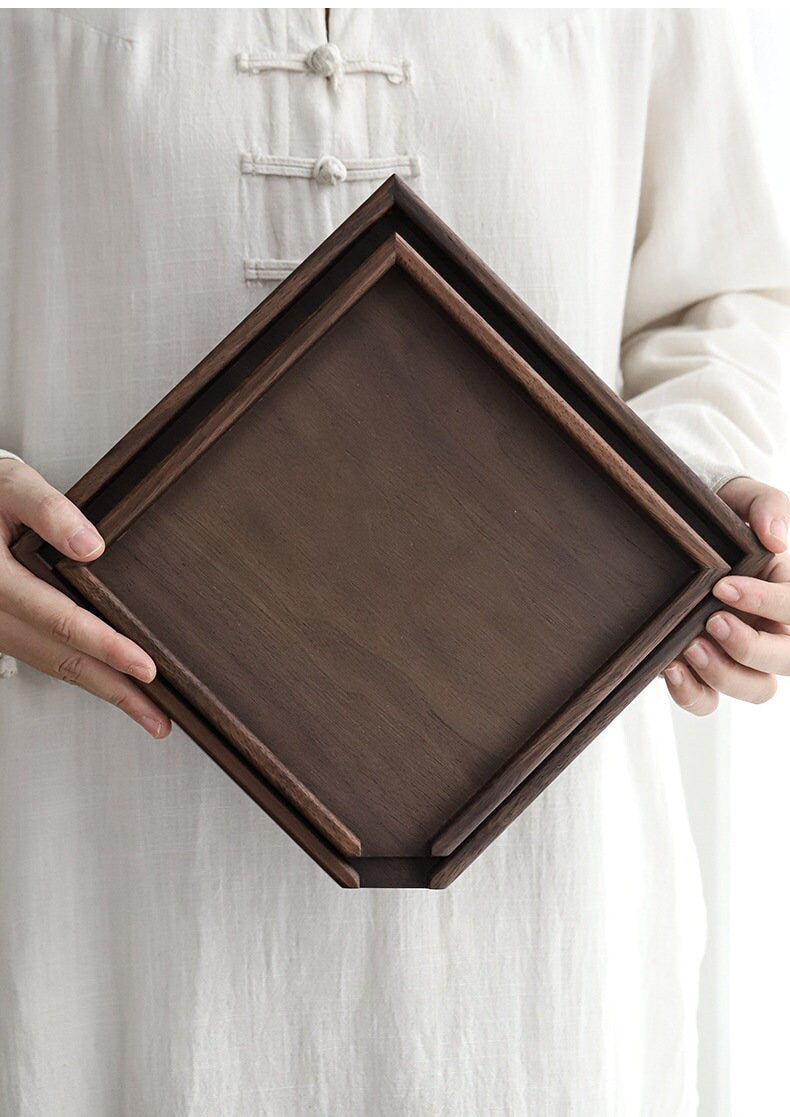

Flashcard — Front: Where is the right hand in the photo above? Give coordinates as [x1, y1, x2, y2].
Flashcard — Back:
[0, 457, 172, 738]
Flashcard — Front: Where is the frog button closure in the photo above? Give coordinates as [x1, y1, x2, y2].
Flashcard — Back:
[312, 154, 348, 186]
[306, 41, 343, 82]
[236, 48, 412, 91]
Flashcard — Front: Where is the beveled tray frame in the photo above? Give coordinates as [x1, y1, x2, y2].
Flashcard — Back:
[11, 175, 772, 889]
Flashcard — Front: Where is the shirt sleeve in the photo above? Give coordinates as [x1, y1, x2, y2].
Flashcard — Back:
[619, 8, 790, 493]
[0, 450, 24, 464]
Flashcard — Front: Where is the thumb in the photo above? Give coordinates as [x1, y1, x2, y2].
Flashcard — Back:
[717, 475, 790, 554]
[0, 459, 105, 561]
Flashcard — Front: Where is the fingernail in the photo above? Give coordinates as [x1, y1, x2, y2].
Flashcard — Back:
[67, 525, 103, 558]
[665, 664, 684, 686]
[139, 715, 164, 738]
[706, 614, 730, 640]
[127, 662, 155, 683]
[770, 518, 788, 546]
[685, 640, 710, 668]
[713, 580, 740, 603]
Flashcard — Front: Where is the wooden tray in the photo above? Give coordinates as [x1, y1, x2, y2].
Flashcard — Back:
[11, 175, 771, 889]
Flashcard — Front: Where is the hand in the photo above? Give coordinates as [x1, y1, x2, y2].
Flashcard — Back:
[0, 458, 171, 738]
[663, 475, 790, 716]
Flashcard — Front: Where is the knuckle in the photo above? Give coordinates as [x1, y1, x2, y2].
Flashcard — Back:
[37, 490, 66, 527]
[106, 688, 133, 712]
[727, 625, 753, 660]
[749, 627, 770, 659]
[0, 457, 24, 493]
[749, 584, 771, 615]
[54, 652, 84, 685]
[735, 582, 758, 614]
[51, 604, 79, 645]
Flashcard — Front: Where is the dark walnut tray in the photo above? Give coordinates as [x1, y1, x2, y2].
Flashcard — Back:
[11, 175, 771, 889]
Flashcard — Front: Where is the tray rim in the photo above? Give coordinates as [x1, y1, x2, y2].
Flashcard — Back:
[9, 174, 774, 889]
[49, 236, 724, 862]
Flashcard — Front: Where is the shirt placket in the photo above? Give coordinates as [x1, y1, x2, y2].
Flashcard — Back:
[236, 8, 420, 284]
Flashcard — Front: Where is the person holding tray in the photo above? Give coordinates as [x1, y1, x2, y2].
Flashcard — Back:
[1, 9, 788, 1115]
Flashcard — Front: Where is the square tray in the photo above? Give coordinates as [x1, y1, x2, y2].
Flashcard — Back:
[11, 175, 771, 888]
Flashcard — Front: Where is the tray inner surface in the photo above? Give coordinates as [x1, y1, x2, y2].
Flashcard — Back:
[90, 267, 695, 855]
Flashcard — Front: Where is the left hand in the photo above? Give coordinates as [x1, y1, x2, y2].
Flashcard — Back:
[663, 475, 790, 715]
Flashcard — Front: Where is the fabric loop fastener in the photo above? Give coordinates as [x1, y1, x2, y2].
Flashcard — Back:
[243, 258, 303, 282]
[236, 47, 412, 91]
[239, 152, 421, 185]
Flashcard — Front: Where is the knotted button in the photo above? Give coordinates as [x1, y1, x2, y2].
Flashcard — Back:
[312, 154, 347, 186]
[306, 42, 343, 80]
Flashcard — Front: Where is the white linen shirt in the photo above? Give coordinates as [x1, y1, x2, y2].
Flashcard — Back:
[1, 9, 789, 1115]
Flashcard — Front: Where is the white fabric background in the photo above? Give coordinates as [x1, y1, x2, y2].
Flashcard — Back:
[675, 11, 790, 1115]
[1, 10, 789, 1114]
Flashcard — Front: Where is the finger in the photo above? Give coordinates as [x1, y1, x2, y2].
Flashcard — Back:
[0, 458, 105, 560]
[764, 551, 790, 584]
[720, 479, 790, 553]
[662, 659, 719, 716]
[705, 610, 790, 676]
[758, 618, 790, 638]
[0, 607, 171, 738]
[0, 553, 157, 682]
[712, 574, 790, 625]
[683, 636, 777, 704]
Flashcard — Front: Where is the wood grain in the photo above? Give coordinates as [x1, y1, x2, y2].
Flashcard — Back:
[389, 175, 766, 565]
[80, 268, 698, 857]
[9, 173, 774, 888]
[57, 560, 363, 859]
[94, 237, 397, 546]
